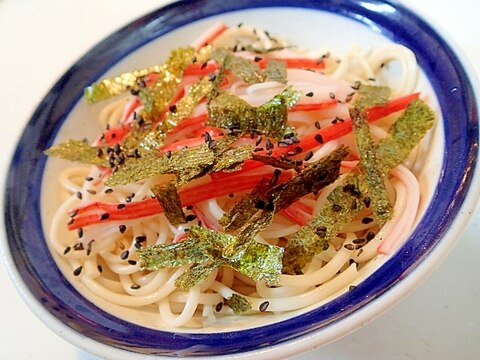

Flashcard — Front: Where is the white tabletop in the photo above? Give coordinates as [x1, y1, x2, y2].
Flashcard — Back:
[1, 0, 479, 359]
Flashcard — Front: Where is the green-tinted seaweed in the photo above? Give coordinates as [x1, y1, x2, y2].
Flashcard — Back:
[354, 85, 390, 110]
[152, 182, 186, 226]
[207, 88, 300, 139]
[138, 225, 284, 289]
[105, 145, 215, 186]
[283, 99, 435, 274]
[44, 140, 109, 167]
[139, 77, 213, 152]
[264, 60, 287, 83]
[84, 47, 195, 104]
[175, 262, 219, 291]
[350, 106, 392, 223]
[226, 294, 252, 314]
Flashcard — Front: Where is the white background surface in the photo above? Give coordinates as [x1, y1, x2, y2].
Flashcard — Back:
[1, 0, 479, 359]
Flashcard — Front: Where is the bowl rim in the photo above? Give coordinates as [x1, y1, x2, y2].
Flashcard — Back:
[2, 0, 479, 358]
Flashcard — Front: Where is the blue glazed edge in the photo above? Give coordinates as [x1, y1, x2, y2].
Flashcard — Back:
[4, 0, 478, 356]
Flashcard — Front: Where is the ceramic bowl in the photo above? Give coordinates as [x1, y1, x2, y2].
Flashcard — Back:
[2, 0, 479, 358]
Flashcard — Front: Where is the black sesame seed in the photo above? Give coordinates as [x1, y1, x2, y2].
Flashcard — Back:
[351, 81, 361, 90]
[120, 250, 129, 260]
[86, 240, 95, 256]
[314, 121, 321, 129]
[186, 214, 197, 222]
[63, 246, 71, 255]
[314, 134, 324, 144]
[97, 265, 103, 273]
[85, 176, 94, 182]
[366, 231, 376, 241]
[128, 260, 137, 266]
[349, 285, 357, 291]
[270, 169, 282, 186]
[119, 224, 127, 234]
[361, 217, 374, 224]
[304, 151, 314, 161]
[208, 73, 216, 82]
[165, 150, 172, 159]
[135, 235, 147, 243]
[344, 244, 355, 250]
[254, 56, 262, 62]
[259, 301, 269, 312]
[104, 188, 114, 194]
[305, 91, 314, 97]
[204, 132, 212, 144]
[201, 62, 208, 69]
[100, 213, 110, 221]
[215, 302, 223, 312]
[186, 205, 194, 210]
[352, 238, 365, 244]
[77, 228, 84, 238]
[228, 193, 235, 198]
[73, 266, 83, 276]
[117, 203, 126, 210]
[169, 104, 177, 113]
[255, 135, 263, 146]
[363, 197, 371, 208]
[329, 92, 336, 99]
[130, 284, 141, 290]
[73, 242, 84, 251]
[265, 139, 274, 150]
[76, 191, 83, 200]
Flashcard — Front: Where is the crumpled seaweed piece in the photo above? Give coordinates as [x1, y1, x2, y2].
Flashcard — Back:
[105, 145, 215, 186]
[282, 172, 368, 274]
[251, 153, 296, 169]
[282, 99, 435, 274]
[354, 85, 390, 110]
[212, 48, 287, 84]
[351, 85, 393, 223]
[220, 178, 272, 231]
[207, 88, 300, 139]
[376, 99, 435, 172]
[175, 262, 219, 291]
[226, 294, 252, 314]
[152, 182, 186, 226]
[44, 140, 109, 167]
[139, 225, 284, 290]
[222, 147, 348, 233]
[139, 77, 213, 152]
[264, 60, 287, 83]
[84, 47, 195, 104]
[106, 134, 248, 186]
[212, 144, 254, 172]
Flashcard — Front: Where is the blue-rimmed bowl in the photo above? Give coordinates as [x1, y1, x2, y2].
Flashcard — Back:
[2, 0, 479, 358]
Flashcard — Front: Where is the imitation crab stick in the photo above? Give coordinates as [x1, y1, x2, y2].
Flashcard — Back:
[67, 172, 293, 230]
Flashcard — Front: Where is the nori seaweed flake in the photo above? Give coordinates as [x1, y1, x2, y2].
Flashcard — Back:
[151, 182, 186, 226]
